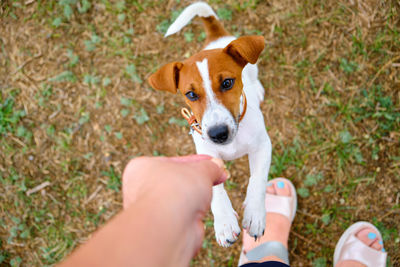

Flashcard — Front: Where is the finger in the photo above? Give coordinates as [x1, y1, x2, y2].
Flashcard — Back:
[185, 158, 229, 186]
[160, 155, 229, 185]
[165, 154, 212, 162]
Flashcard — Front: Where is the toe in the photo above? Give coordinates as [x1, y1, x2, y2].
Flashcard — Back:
[356, 228, 380, 247]
[371, 239, 383, 250]
[273, 180, 291, 197]
[266, 182, 276, 194]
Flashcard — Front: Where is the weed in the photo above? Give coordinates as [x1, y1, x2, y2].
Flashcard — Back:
[84, 34, 101, 52]
[66, 49, 79, 68]
[184, 31, 194, 42]
[16, 125, 32, 143]
[217, 7, 232, 21]
[295, 59, 310, 81]
[168, 117, 188, 127]
[156, 9, 182, 34]
[297, 187, 310, 198]
[125, 64, 142, 83]
[334, 130, 365, 169]
[197, 32, 206, 42]
[133, 107, 149, 125]
[52, 17, 62, 27]
[120, 96, 133, 107]
[83, 74, 100, 86]
[353, 85, 400, 138]
[0, 94, 25, 136]
[49, 71, 77, 83]
[115, 132, 123, 139]
[225, 179, 237, 190]
[78, 112, 90, 125]
[233, 0, 259, 11]
[269, 139, 303, 178]
[101, 77, 111, 87]
[121, 109, 130, 117]
[304, 172, 324, 187]
[351, 28, 367, 57]
[35, 83, 53, 107]
[313, 257, 327, 267]
[156, 105, 164, 114]
[102, 166, 121, 192]
[339, 58, 358, 74]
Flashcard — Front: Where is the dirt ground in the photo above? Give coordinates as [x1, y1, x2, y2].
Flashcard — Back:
[1, 0, 399, 266]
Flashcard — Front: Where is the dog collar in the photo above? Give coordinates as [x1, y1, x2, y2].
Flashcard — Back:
[181, 91, 247, 135]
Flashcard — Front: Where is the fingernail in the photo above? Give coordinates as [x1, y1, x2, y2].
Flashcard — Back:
[267, 182, 273, 187]
[277, 181, 285, 189]
[382, 248, 385, 252]
[367, 232, 377, 239]
[211, 158, 230, 182]
[379, 240, 383, 245]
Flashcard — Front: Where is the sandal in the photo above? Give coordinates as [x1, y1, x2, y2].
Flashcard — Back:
[238, 178, 297, 266]
[334, 221, 387, 267]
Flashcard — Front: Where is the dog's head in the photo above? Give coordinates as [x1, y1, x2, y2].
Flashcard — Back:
[148, 36, 264, 145]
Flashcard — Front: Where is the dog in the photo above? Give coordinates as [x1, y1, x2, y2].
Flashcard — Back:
[148, 2, 272, 247]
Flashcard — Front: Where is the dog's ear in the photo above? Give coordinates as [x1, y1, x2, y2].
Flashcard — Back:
[223, 36, 265, 66]
[148, 62, 183, 93]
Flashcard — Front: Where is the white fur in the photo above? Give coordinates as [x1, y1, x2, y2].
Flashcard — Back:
[196, 59, 237, 144]
[164, 2, 218, 37]
[193, 59, 271, 246]
[166, 2, 271, 247]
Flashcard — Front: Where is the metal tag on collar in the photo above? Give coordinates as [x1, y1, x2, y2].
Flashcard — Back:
[189, 122, 200, 135]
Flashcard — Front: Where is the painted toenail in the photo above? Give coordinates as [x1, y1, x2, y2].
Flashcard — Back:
[379, 240, 383, 245]
[277, 181, 285, 188]
[382, 248, 385, 252]
[267, 182, 273, 187]
[367, 232, 377, 239]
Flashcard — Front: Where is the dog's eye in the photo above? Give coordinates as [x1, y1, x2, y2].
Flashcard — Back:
[221, 78, 235, 91]
[185, 91, 199, 101]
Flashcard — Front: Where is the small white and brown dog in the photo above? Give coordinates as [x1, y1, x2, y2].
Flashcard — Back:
[148, 2, 272, 247]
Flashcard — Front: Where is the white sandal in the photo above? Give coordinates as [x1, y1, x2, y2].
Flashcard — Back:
[334, 221, 387, 267]
[238, 178, 297, 266]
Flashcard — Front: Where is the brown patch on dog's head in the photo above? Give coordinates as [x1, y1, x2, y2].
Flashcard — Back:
[148, 36, 264, 122]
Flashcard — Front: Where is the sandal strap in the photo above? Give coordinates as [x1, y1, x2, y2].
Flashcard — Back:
[339, 234, 387, 267]
[245, 241, 289, 265]
[265, 194, 292, 221]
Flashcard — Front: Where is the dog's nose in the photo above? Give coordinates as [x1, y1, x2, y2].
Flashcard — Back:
[208, 125, 229, 144]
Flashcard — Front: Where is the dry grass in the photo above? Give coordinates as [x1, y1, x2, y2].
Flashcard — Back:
[0, 0, 399, 266]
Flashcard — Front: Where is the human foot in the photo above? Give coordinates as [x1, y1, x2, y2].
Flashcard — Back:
[334, 222, 387, 267]
[239, 178, 297, 265]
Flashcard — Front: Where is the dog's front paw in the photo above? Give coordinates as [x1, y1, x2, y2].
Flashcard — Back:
[213, 210, 241, 247]
[242, 196, 266, 240]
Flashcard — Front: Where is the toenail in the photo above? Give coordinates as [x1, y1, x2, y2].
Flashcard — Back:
[379, 240, 383, 245]
[227, 239, 236, 245]
[367, 232, 377, 239]
[277, 181, 285, 188]
[267, 182, 273, 187]
[382, 248, 385, 252]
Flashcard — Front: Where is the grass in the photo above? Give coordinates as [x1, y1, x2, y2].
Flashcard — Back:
[1, 0, 399, 266]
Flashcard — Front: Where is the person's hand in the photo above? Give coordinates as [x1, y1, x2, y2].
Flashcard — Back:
[121, 155, 228, 266]
[59, 155, 228, 267]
